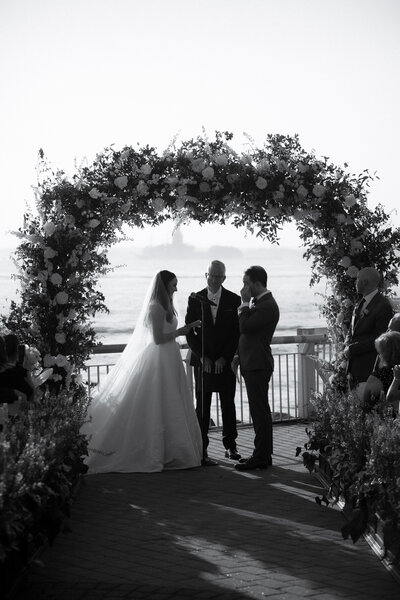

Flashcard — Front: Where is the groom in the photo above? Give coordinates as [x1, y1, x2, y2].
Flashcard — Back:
[185, 260, 241, 466]
[233, 265, 280, 471]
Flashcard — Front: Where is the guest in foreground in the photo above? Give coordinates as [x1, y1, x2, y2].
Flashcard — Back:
[232, 266, 280, 471]
[362, 330, 400, 415]
[84, 270, 203, 473]
[185, 260, 241, 465]
[344, 267, 393, 391]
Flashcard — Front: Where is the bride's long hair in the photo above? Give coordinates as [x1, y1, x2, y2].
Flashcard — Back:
[149, 270, 177, 323]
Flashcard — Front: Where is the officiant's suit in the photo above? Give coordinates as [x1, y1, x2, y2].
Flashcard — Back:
[185, 286, 241, 456]
[238, 292, 280, 463]
[346, 292, 393, 387]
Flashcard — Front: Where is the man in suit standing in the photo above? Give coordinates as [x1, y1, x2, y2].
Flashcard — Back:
[344, 266, 393, 390]
[185, 260, 241, 466]
[233, 266, 280, 471]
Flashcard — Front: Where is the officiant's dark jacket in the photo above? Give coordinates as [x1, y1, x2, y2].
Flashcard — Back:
[346, 292, 393, 386]
[185, 286, 241, 452]
[185, 286, 241, 386]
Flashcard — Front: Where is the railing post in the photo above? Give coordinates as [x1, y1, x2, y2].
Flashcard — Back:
[296, 327, 328, 418]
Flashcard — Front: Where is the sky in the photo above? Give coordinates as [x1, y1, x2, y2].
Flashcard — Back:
[1, 0, 399, 251]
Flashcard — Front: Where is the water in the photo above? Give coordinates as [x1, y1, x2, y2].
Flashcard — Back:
[0, 244, 328, 348]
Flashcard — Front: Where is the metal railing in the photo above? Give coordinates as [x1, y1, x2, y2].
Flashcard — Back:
[84, 328, 332, 426]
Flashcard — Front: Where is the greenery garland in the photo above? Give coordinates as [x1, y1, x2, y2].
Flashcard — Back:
[4, 131, 400, 391]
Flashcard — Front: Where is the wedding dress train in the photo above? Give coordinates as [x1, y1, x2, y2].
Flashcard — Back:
[84, 315, 203, 473]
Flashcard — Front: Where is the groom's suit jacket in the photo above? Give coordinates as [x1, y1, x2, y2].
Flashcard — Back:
[238, 292, 280, 374]
[346, 291, 393, 384]
[185, 286, 241, 391]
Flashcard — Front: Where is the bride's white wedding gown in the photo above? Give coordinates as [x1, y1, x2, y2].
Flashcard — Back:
[85, 315, 203, 473]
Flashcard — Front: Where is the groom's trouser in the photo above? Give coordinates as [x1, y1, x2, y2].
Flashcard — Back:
[242, 369, 273, 461]
[193, 366, 238, 454]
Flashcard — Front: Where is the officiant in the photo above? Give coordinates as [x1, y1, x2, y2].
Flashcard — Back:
[185, 260, 241, 466]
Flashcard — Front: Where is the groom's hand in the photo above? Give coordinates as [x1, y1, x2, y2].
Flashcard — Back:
[240, 284, 251, 303]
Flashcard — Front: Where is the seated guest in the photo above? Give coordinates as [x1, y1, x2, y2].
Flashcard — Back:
[0, 334, 34, 401]
[362, 331, 400, 413]
[373, 312, 400, 370]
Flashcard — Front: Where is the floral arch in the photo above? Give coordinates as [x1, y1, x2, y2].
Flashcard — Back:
[5, 131, 400, 393]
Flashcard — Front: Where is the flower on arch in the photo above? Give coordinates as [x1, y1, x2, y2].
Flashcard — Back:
[140, 163, 152, 176]
[50, 273, 62, 286]
[346, 265, 359, 278]
[89, 188, 102, 199]
[255, 176, 268, 190]
[55, 291, 69, 304]
[191, 158, 206, 173]
[114, 175, 128, 189]
[338, 256, 351, 268]
[312, 184, 326, 198]
[202, 166, 215, 180]
[43, 221, 56, 236]
[88, 219, 101, 228]
[44, 246, 58, 259]
[344, 194, 357, 208]
[213, 154, 228, 167]
[55, 332, 66, 344]
[296, 185, 308, 198]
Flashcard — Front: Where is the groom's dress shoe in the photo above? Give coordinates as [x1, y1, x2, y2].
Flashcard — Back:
[234, 457, 268, 471]
[224, 448, 241, 461]
[202, 456, 218, 467]
[239, 455, 272, 466]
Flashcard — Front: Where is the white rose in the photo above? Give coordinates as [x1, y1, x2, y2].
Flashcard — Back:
[114, 175, 128, 189]
[312, 184, 325, 198]
[140, 163, 152, 175]
[338, 256, 351, 268]
[120, 150, 130, 161]
[226, 173, 239, 185]
[255, 176, 268, 190]
[55, 291, 69, 304]
[328, 228, 337, 239]
[191, 158, 206, 173]
[175, 197, 186, 210]
[153, 197, 165, 212]
[54, 353, 70, 368]
[136, 181, 149, 196]
[346, 265, 359, 278]
[344, 194, 357, 208]
[43, 354, 55, 367]
[296, 185, 308, 198]
[266, 207, 282, 217]
[50, 273, 62, 286]
[202, 166, 215, 180]
[336, 214, 346, 224]
[213, 154, 228, 167]
[43, 221, 56, 236]
[89, 188, 102, 199]
[298, 163, 308, 173]
[44, 246, 58, 259]
[88, 219, 101, 228]
[74, 373, 83, 385]
[350, 239, 363, 253]
[199, 182, 211, 193]
[55, 332, 66, 344]
[75, 198, 85, 208]
[273, 191, 284, 201]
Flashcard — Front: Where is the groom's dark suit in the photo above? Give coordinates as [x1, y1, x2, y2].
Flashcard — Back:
[238, 292, 280, 462]
[346, 291, 393, 387]
[185, 287, 241, 454]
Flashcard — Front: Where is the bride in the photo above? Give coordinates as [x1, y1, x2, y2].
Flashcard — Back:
[84, 270, 203, 473]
